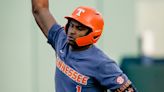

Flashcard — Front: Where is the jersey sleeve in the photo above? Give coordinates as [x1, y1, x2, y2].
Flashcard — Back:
[47, 23, 66, 51]
[96, 61, 138, 92]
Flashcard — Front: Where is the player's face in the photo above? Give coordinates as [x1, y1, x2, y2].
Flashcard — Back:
[67, 20, 90, 46]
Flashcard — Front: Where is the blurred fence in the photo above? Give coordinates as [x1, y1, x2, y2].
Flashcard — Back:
[120, 57, 164, 92]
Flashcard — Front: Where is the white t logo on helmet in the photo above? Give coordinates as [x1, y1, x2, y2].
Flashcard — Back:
[76, 8, 85, 16]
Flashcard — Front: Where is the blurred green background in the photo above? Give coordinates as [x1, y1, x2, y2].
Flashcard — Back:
[0, 0, 164, 92]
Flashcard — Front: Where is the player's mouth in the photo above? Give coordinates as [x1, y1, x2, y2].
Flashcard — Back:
[67, 36, 77, 45]
[67, 36, 75, 41]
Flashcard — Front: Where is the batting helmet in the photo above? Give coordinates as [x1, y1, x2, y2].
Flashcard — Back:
[65, 6, 104, 46]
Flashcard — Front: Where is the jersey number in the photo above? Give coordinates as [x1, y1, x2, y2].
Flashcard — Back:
[76, 85, 82, 92]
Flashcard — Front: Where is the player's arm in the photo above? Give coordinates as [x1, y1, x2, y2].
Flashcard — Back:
[31, 0, 57, 38]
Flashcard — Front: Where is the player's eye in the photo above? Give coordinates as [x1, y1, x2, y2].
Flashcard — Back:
[76, 26, 85, 31]
[69, 21, 88, 31]
[69, 22, 74, 28]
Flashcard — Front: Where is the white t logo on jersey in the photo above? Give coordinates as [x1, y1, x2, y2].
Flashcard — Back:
[76, 8, 85, 16]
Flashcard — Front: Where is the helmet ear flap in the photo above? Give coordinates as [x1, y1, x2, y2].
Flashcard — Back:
[93, 30, 102, 40]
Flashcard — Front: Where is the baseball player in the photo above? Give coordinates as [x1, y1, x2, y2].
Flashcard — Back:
[31, 0, 138, 92]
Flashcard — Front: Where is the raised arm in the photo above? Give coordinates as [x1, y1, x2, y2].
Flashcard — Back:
[31, 0, 56, 37]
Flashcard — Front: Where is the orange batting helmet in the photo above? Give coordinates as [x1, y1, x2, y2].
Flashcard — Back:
[65, 6, 104, 46]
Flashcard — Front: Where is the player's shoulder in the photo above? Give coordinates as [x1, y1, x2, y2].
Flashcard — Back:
[47, 23, 67, 51]
[48, 23, 64, 33]
[91, 45, 115, 63]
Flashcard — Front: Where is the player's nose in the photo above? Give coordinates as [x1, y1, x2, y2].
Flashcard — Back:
[70, 27, 77, 34]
